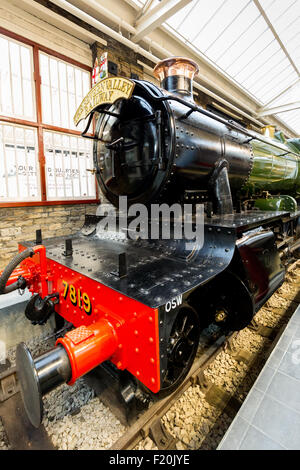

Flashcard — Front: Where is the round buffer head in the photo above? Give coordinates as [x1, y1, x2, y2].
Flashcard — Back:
[16, 342, 43, 428]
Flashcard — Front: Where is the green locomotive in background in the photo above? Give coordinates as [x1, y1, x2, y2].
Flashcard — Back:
[245, 128, 300, 212]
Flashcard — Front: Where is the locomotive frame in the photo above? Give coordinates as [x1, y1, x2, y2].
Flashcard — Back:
[0, 57, 299, 428]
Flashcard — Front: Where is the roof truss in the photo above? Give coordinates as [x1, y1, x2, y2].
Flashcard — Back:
[132, 0, 192, 43]
[253, 0, 300, 78]
[258, 101, 300, 117]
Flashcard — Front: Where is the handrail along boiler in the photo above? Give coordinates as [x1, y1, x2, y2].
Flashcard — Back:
[0, 57, 299, 428]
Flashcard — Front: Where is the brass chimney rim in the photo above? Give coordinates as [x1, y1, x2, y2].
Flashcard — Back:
[153, 57, 199, 81]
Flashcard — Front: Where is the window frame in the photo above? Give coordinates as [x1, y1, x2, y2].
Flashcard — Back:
[0, 27, 99, 207]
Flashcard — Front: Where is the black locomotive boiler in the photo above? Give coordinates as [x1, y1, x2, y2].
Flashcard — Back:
[0, 57, 299, 427]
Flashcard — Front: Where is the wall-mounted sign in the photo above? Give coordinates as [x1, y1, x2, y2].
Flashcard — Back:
[74, 77, 135, 126]
[92, 53, 108, 86]
[92, 58, 100, 86]
[99, 52, 108, 81]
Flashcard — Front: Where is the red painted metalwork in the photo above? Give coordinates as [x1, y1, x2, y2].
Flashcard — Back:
[2, 245, 161, 393]
[2, 265, 33, 286]
[57, 320, 118, 385]
[1, 245, 49, 297]
[50, 259, 161, 392]
[0, 200, 99, 208]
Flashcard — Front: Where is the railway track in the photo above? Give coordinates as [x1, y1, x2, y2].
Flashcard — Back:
[111, 260, 300, 451]
[0, 260, 299, 450]
[110, 332, 235, 450]
[109, 324, 270, 451]
[0, 329, 234, 450]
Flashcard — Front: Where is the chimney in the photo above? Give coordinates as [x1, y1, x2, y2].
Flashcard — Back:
[153, 57, 199, 102]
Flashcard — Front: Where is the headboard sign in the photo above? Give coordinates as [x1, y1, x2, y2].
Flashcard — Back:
[74, 77, 135, 126]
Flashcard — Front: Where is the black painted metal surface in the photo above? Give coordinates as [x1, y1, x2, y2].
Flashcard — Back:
[170, 99, 253, 191]
[204, 209, 293, 231]
[237, 229, 285, 311]
[21, 210, 296, 309]
[22, 221, 236, 309]
[93, 80, 254, 207]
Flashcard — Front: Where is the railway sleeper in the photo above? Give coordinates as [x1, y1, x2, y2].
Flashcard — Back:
[204, 384, 241, 419]
[248, 319, 278, 339]
[0, 369, 18, 403]
[227, 348, 254, 365]
[148, 418, 177, 450]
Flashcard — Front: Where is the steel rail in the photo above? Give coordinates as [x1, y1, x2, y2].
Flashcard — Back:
[110, 258, 300, 450]
[110, 331, 237, 450]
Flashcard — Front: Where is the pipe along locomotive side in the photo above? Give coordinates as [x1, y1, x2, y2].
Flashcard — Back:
[1, 58, 300, 428]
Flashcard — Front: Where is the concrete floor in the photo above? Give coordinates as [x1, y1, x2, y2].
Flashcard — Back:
[218, 304, 300, 450]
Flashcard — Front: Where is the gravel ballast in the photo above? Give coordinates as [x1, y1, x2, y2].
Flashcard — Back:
[43, 379, 126, 450]
[0, 418, 9, 450]
[0, 262, 299, 450]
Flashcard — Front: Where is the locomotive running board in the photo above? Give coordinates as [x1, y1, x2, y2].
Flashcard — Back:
[21, 220, 235, 309]
[20, 209, 294, 310]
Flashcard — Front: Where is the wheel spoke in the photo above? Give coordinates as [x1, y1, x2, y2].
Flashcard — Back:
[161, 308, 200, 392]
[184, 323, 194, 338]
[179, 315, 188, 333]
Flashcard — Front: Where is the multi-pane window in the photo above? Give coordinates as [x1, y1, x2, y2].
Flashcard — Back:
[44, 131, 95, 200]
[0, 123, 40, 201]
[0, 31, 95, 205]
[0, 34, 36, 121]
[40, 53, 90, 132]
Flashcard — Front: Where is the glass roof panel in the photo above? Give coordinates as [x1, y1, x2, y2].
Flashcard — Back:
[286, 114, 300, 126]
[269, 82, 300, 107]
[258, 70, 299, 103]
[260, 0, 300, 72]
[192, 0, 250, 52]
[166, 1, 198, 30]
[205, 2, 259, 61]
[215, 16, 266, 70]
[250, 66, 296, 97]
[274, 9, 300, 36]
[175, 0, 226, 41]
[241, 49, 287, 89]
[276, 109, 300, 134]
[224, 29, 275, 77]
[261, 0, 299, 23]
[233, 38, 280, 82]
[130, 0, 299, 134]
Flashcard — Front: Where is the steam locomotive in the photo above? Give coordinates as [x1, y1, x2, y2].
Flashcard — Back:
[0, 57, 299, 428]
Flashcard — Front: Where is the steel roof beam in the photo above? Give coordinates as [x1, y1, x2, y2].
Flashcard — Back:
[263, 79, 300, 109]
[253, 0, 300, 78]
[258, 101, 300, 117]
[135, 0, 155, 22]
[132, 0, 192, 43]
[8, 0, 107, 45]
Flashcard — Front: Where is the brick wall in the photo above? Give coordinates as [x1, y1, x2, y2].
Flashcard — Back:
[0, 204, 98, 269]
[91, 38, 144, 81]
